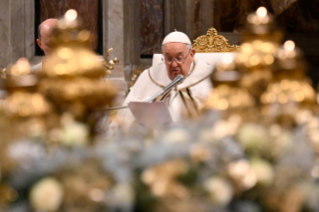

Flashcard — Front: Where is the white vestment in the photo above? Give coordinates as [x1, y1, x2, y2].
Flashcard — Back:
[113, 58, 214, 130]
[31, 62, 42, 74]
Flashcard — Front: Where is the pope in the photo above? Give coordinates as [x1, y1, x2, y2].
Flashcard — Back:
[112, 31, 214, 130]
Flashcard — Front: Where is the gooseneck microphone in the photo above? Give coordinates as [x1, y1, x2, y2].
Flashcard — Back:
[98, 75, 185, 111]
[145, 74, 185, 103]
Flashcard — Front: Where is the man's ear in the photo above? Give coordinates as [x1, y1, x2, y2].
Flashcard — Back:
[190, 48, 196, 56]
[36, 39, 42, 49]
[190, 48, 196, 62]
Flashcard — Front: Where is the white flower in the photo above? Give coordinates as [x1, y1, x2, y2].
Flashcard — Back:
[227, 159, 257, 190]
[204, 176, 233, 206]
[60, 121, 89, 146]
[30, 177, 64, 211]
[162, 129, 189, 143]
[236, 123, 268, 152]
[250, 158, 274, 186]
[212, 114, 242, 140]
[112, 183, 134, 206]
[198, 128, 214, 143]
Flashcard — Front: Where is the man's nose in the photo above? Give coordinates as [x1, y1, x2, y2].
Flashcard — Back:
[171, 59, 178, 66]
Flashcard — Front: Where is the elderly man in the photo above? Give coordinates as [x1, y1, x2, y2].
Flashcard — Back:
[31, 18, 59, 74]
[113, 31, 214, 130]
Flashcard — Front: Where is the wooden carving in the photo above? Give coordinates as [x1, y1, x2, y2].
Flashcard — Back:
[193, 28, 240, 53]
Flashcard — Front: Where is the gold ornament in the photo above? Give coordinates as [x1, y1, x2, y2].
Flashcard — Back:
[2, 58, 51, 118]
[260, 40, 316, 126]
[102, 48, 120, 82]
[39, 10, 117, 119]
[193, 28, 240, 53]
[205, 54, 254, 113]
[1, 68, 6, 79]
[237, 7, 283, 101]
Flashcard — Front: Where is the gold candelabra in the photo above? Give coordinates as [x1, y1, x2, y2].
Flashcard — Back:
[39, 10, 118, 120]
[205, 7, 316, 127]
[236, 7, 283, 101]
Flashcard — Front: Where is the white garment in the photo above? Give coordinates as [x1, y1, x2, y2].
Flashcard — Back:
[112, 58, 214, 130]
[31, 62, 42, 74]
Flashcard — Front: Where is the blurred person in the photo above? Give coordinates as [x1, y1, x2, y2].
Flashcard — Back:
[31, 18, 59, 74]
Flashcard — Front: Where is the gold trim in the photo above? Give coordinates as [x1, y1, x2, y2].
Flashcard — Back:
[148, 68, 165, 88]
[193, 28, 240, 53]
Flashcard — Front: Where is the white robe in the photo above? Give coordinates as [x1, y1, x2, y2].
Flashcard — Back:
[31, 62, 42, 74]
[112, 58, 214, 130]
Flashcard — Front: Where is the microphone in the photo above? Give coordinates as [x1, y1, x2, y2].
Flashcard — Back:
[97, 75, 185, 111]
[145, 74, 185, 103]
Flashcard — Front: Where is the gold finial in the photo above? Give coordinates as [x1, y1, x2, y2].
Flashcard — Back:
[102, 48, 120, 81]
[2, 58, 51, 118]
[193, 27, 240, 53]
[1, 68, 6, 79]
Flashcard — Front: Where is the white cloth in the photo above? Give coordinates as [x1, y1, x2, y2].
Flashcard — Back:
[112, 58, 214, 131]
[31, 62, 42, 74]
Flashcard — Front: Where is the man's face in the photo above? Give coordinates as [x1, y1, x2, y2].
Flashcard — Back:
[36, 19, 58, 56]
[37, 33, 53, 56]
[162, 42, 195, 80]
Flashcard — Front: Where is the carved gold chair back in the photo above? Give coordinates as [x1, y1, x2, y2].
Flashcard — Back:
[193, 27, 240, 53]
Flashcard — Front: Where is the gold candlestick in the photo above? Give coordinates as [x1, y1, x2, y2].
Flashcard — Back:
[260, 40, 316, 126]
[39, 10, 117, 119]
[237, 7, 283, 102]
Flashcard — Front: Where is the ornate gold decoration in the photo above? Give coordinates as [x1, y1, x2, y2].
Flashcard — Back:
[236, 7, 283, 101]
[260, 40, 316, 126]
[2, 58, 51, 118]
[1, 68, 6, 79]
[205, 54, 254, 111]
[39, 10, 117, 119]
[102, 48, 120, 81]
[193, 28, 240, 53]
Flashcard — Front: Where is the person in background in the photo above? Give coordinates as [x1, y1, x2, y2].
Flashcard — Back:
[31, 18, 59, 74]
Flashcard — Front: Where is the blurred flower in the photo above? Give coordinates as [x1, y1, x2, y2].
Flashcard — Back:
[250, 158, 274, 186]
[212, 114, 242, 140]
[112, 183, 134, 206]
[60, 121, 89, 146]
[227, 159, 257, 190]
[30, 177, 64, 211]
[236, 123, 268, 154]
[141, 159, 188, 197]
[294, 109, 313, 125]
[189, 144, 211, 162]
[162, 129, 189, 144]
[298, 182, 319, 210]
[204, 176, 233, 206]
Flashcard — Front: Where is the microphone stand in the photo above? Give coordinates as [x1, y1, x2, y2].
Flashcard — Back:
[144, 75, 185, 103]
[99, 75, 185, 111]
